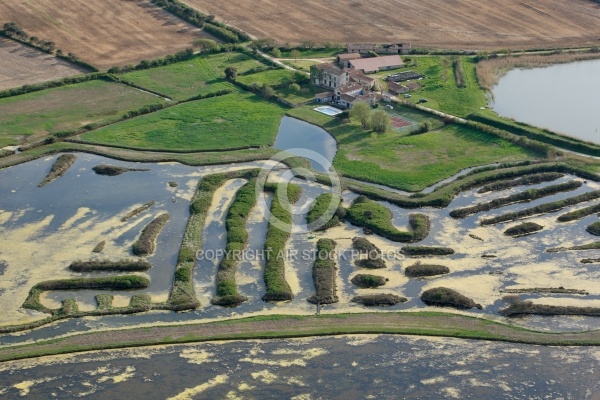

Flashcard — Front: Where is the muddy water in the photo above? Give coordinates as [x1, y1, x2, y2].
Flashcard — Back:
[2, 155, 600, 344]
[1, 334, 600, 399]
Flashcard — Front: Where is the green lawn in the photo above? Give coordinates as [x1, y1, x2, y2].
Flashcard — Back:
[80, 93, 289, 151]
[287, 106, 536, 191]
[121, 52, 265, 100]
[0, 80, 165, 146]
[280, 48, 343, 59]
[236, 69, 299, 87]
[276, 85, 320, 105]
[376, 56, 487, 117]
[281, 59, 318, 72]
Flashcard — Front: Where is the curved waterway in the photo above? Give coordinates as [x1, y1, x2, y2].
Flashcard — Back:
[1, 335, 599, 399]
[492, 58, 600, 144]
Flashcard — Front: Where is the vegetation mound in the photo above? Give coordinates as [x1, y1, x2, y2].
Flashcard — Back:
[504, 222, 544, 237]
[450, 181, 582, 219]
[308, 239, 339, 304]
[586, 221, 600, 236]
[421, 287, 482, 309]
[351, 294, 407, 307]
[345, 197, 430, 242]
[477, 172, 564, 193]
[404, 263, 450, 277]
[306, 193, 344, 231]
[352, 237, 386, 269]
[69, 259, 151, 272]
[121, 201, 155, 222]
[501, 287, 588, 295]
[501, 296, 600, 317]
[212, 180, 257, 307]
[581, 258, 600, 264]
[557, 203, 600, 222]
[38, 154, 77, 187]
[351, 274, 387, 288]
[132, 213, 170, 256]
[547, 241, 600, 253]
[92, 241, 105, 253]
[401, 246, 455, 256]
[92, 164, 149, 176]
[481, 189, 600, 225]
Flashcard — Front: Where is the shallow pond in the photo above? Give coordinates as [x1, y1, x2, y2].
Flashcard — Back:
[492, 58, 600, 144]
[273, 116, 337, 172]
[1, 334, 599, 399]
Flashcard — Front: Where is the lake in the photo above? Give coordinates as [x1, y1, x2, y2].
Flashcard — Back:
[492, 58, 600, 145]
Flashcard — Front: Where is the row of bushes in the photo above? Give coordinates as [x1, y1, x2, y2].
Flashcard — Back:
[132, 213, 170, 256]
[150, 0, 249, 43]
[121, 201, 155, 222]
[37, 154, 77, 187]
[345, 196, 430, 242]
[449, 180, 582, 218]
[307, 239, 339, 304]
[404, 263, 450, 277]
[211, 180, 257, 306]
[69, 259, 152, 272]
[306, 193, 344, 231]
[421, 287, 481, 310]
[504, 222, 544, 237]
[0, 72, 105, 99]
[452, 57, 466, 88]
[170, 169, 259, 310]
[557, 202, 600, 222]
[351, 294, 407, 307]
[107, 48, 194, 74]
[468, 113, 600, 157]
[478, 172, 563, 193]
[401, 246, 455, 256]
[262, 182, 302, 301]
[481, 189, 600, 225]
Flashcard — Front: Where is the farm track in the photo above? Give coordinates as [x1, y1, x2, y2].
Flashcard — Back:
[187, 0, 600, 50]
[0, 0, 214, 70]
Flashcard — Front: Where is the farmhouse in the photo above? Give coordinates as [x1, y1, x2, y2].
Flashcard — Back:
[388, 81, 409, 94]
[348, 43, 411, 55]
[337, 53, 362, 68]
[310, 63, 350, 90]
[348, 55, 404, 74]
[315, 91, 335, 104]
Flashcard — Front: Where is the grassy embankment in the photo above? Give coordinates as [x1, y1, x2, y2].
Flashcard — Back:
[449, 180, 582, 218]
[477, 172, 563, 193]
[0, 80, 165, 146]
[307, 238, 339, 305]
[132, 213, 170, 256]
[212, 179, 257, 307]
[306, 193, 344, 231]
[79, 92, 288, 152]
[345, 196, 430, 242]
[262, 182, 302, 301]
[286, 106, 537, 192]
[69, 260, 152, 272]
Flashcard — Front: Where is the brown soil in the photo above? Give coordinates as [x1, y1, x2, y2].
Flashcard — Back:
[0, 39, 86, 90]
[188, 0, 600, 50]
[0, 0, 214, 70]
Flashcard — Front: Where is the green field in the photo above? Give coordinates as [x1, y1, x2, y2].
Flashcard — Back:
[377, 56, 487, 117]
[0, 80, 165, 146]
[237, 69, 299, 87]
[279, 48, 343, 59]
[121, 52, 266, 100]
[287, 107, 536, 191]
[80, 93, 288, 151]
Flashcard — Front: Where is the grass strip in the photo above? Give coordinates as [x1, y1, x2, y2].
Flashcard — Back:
[121, 201, 155, 222]
[450, 180, 582, 218]
[547, 241, 600, 253]
[558, 203, 600, 222]
[211, 180, 257, 307]
[401, 246, 455, 256]
[501, 288, 588, 295]
[351, 294, 407, 306]
[38, 154, 77, 187]
[477, 172, 564, 193]
[308, 239, 338, 305]
[169, 169, 259, 310]
[132, 213, 170, 256]
[481, 190, 600, 225]
[345, 196, 430, 242]
[262, 182, 302, 301]
[69, 259, 152, 272]
[306, 193, 344, 231]
[504, 222, 544, 237]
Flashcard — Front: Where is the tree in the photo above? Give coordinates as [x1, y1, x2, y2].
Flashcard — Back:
[290, 49, 301, 61]
[224, 66, 237, 80]
[193, 38, 219, 53]
[370, 110, 391, 133]
[350, 102, 371, 129]
[260, 83, 275, 99]
[288, 83, 300, 92]
[270, 48, 282, 58]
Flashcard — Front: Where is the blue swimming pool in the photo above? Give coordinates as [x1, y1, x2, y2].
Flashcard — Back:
[314, 105, 343, 116]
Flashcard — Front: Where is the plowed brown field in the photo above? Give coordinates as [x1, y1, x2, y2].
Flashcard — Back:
[0, 0, 213, 70]
[0, 39, 86, 90]
[187, 0, 600, 50]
